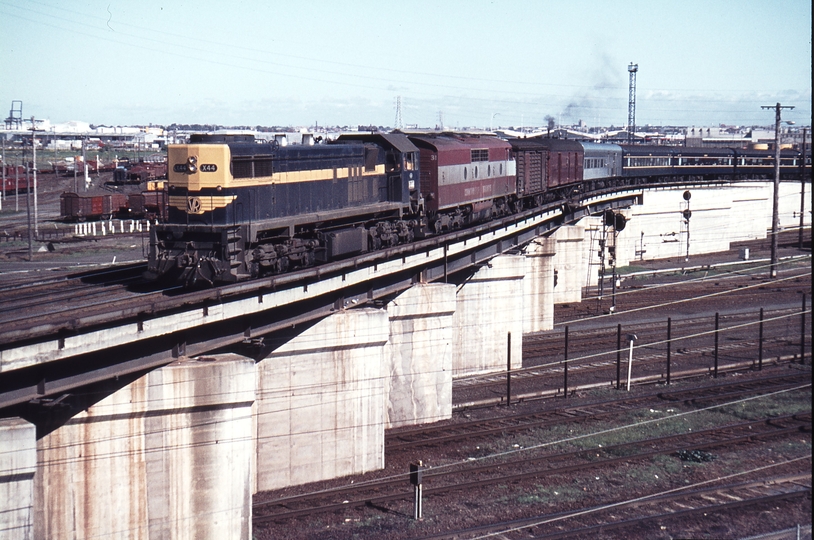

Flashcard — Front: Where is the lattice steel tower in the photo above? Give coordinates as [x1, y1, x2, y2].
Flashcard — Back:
[627, 63, 638, 143]
[4, 100, 22, 130]
[394, 96, 403, 130]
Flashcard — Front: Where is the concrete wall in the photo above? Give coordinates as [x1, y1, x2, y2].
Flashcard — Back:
[623, 182, 809, 263]
[0, 418, 36, 540]
[453, 255, 524, 376]
[524, 238, 556, 333]
[35, 355, 256, 540]
[385, 283, 456, 428]
[254, 308, 389, 492]
[565, 182, 810, 293]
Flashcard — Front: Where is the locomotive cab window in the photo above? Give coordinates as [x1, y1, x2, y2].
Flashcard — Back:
[365, 147, 378, 172]
[404, 152, 416, 171]
[386, 152, 399, 172]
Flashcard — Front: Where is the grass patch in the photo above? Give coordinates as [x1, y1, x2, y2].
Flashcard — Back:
[517, 484, 584, 505]
[497, 388, 811, 457]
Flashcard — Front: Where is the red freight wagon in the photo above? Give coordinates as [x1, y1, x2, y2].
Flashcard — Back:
[409, 134, 515, 231]
[510, 138, 583, 193]
[60, 192, 128, 221]
[1, 168, 30, 194]
[127, 190, 168, 221]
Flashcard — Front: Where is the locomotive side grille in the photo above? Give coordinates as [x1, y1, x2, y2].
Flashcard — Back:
[232, 157, 273, 178]
[254, 159, 273, 177]
[232, 158, 253, 179]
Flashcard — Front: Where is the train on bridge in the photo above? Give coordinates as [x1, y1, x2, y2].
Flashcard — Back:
[146, 133, 807, 286]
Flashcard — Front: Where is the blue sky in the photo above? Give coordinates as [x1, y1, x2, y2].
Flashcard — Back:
[1, 0, 810, 129]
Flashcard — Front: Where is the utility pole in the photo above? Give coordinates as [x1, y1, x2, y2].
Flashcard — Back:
[24, 154, 32, 261]
[1, 133, 5, 211]
[800, 127, 807, 249]
[30, 116, 41, 238]
[627, 63, 638, 144]
[82, 136, 88, 191]
[761, 103, 795, 278]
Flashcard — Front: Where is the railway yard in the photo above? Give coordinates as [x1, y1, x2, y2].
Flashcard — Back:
[250, 239, 811, 540]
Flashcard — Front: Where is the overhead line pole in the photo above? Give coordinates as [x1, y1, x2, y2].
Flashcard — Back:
[30, 116, 40, 238]
[760, 103, 794, 278]
[800, 127, 807, 250]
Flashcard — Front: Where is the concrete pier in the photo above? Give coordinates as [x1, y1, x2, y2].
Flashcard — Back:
[34, 355, 256, 540]
[385, 283, 456, 428]
[452, 254, 525, 376]
[523, 238, 556, 333]
[0, 418, 36, 540]
[254, 308, 390, 492]
[551, 225, 587, 305]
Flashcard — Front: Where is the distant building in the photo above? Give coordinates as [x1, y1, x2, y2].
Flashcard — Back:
[683, 126, 800, 149]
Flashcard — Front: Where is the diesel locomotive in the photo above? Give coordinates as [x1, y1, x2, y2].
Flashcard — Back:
[146, 132, 805, 286]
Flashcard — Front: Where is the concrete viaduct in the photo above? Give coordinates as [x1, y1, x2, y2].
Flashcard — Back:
[1, 180, 809, 539]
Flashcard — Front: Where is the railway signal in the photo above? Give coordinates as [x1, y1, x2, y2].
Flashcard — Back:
[681, 190, 691, 262]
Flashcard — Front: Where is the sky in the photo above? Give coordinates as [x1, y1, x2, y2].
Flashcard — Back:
[0, 0, 811, 130]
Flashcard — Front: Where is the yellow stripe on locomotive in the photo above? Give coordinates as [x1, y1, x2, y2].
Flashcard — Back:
[168, 195, 238, 214]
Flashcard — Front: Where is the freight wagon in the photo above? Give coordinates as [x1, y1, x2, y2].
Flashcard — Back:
[60, 192, 129, 221]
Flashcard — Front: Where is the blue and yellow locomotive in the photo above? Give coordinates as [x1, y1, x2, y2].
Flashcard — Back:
[147, 133, 423, 285]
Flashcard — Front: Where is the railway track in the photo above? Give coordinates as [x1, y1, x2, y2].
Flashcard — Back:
[0, 263, 149, 319]
[418, 471, 812, 539]
[253, 410, 810, 525]
[454, 342, 808, 411]
[452, 271, 810, 407]
[394, 372, 810, 450]
[254, 376, 811, 525]
[556, 255, 810, 322]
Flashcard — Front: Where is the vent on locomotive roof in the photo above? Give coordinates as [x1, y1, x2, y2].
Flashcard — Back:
[188, 134, 256, 144]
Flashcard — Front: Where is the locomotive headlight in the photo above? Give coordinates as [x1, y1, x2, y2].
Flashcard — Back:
[186, 156, 198, 174]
